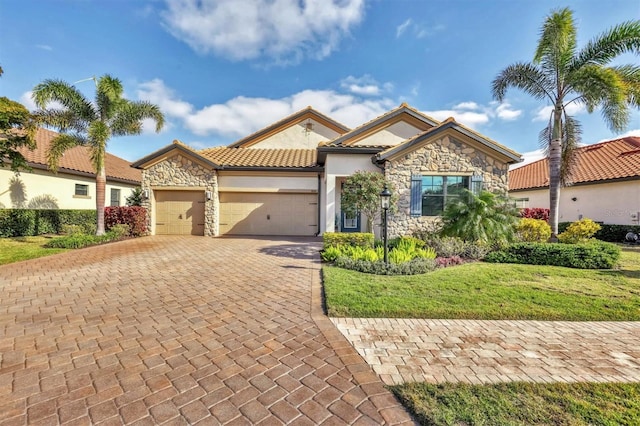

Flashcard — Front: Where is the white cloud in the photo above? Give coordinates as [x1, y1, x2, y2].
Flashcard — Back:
[35, 44, 53, 51]
[533, 103, 586, 122]
[509, 149, 546, 170]
[136, 79, 193, 118]
[597, 128, 640, 143]
[424, 101, 522, 127]
[396, 19, 412, 38]
[340, 75, 392, 97]
[20, 91, 64, 111]
[161, 0, 365, 63]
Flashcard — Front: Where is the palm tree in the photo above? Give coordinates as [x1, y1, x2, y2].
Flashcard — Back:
[492, 8, 640, 240]
[32, 75, 164, 235]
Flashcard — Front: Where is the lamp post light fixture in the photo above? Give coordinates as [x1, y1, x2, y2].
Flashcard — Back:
[380, 185, 392, 265]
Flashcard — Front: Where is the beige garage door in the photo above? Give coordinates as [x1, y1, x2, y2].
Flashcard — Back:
[155, 191, 205, 235]
[219, 192, 317, 236]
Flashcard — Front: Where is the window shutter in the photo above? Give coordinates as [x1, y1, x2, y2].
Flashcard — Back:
[410, 175, 422, 217]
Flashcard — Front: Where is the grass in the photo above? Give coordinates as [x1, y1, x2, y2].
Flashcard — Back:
[323, 247, 640, 321]
[0, 236, 68, 265]
[390, 381, 640, 426]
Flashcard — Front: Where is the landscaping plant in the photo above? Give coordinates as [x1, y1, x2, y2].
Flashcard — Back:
[557, 218, 601, 243]
[340, 171, 397, 233]
[516, 218, 552, 242]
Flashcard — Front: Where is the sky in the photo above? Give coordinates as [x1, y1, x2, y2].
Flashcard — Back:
[2, 0, 640, 166]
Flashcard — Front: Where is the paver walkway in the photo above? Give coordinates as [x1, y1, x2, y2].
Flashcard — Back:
[0, 236, 414, 425]
[332, 318, 640, 385]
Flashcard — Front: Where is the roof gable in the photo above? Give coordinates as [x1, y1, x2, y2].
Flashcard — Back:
[200, 147, 318, 169]
[322, 103, 440, 148]
[131, 140, 220, 170]
[509, 137, 640, 190]
[227, 107, 350, 149]
[15, 128, 141, 184]
[375, 118, 522, 164]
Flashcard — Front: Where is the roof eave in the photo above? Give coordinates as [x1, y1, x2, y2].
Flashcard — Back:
[316, 146, 384, 166]
[219, 166, 324, 172]
[131, 143, 221, 169]
[22, 162, 141, 185]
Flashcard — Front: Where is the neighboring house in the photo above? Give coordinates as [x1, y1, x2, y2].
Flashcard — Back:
[0, 128, 141, 210]
[509, 137, 640, 225]
[132, 103, 522, 237]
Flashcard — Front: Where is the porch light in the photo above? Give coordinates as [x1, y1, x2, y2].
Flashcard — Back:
[380, 185, 392, 265]
[142, 189, 150, 199]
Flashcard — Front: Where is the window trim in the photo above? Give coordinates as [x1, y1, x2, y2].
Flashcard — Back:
[410, 173, 479, 217]
[74, 184, 90, 199]
[110, 188, 121, 207]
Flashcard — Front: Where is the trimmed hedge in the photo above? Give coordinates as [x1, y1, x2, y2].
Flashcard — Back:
[323, 232, 374, 249]
[45, 226, 130, 249]
[0, 209, 96, 237]
[105, 206, 147, 237]
[333, 257, 437, 275]
[484, 241, 621, 269]
[558, 222, 640, 243]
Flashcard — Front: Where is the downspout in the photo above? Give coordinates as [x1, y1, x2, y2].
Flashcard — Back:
[316, 173, 321, 236]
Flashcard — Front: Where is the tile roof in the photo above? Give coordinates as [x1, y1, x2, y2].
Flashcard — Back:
[227, 106, 350, 148]
[15, 128, 141, 184]
[376, 117, 522, 163]
[199, 147, 318, 169]
[509, 137, 640, 191]
[321, 103, 440, 147]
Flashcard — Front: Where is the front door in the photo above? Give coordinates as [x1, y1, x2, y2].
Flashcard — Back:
[340, 210, 361, 232]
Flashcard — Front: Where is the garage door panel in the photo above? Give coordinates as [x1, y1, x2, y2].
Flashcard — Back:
[219, 192, 317, 236]
[155, 191, 205, 236]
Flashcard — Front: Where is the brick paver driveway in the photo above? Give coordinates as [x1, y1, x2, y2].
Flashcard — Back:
[0, 236, 413, 425]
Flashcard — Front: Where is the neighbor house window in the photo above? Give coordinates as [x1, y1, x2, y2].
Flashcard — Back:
[110, 188, 121, 207]
[75, 184, 89, 196]
[410, 175, 471, 216]
[515, 198, 529, 209]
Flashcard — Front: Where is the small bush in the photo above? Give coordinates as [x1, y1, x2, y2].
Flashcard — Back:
[558, 218, 601, 244]
[519, 208, 549, 221]
[61, 224, 87, 235]
[436, 256, 465, 268]
[321, 245, 343, 262]
[0, 209, 96, 237]
[419, 235, 467, 258]
[462, 241, 492, 260]
[333, 257, 437, 275]
[485, 241, 621, 269]
[107, 224, 130, 239]
[517, 218, 552, 242]
[388, 236, 426, 250]
[45, 226, 130, 249]
[323, 232, 374, 249]
[104, 206, 147, 237]
[596, 224, 640, 242]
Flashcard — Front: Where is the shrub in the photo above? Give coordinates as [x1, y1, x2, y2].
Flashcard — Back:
[595, 224, 640, 242]
[484, 241, 621, 269]
[516, 218, 552, 242]
[107, 224, 130, 239]
[45, 225, 130, 249]
[104, 206, 147, 237]
[519, 208, 550, 221]
[436, 256, 465, 268]
[558, 218, 601, 244]
[418, 235, 466, 258]
[61, 224, 86, 235]
[388, 236, 426, 250]
[321, 245, 343, 262]
[333, 257, 437, 275]
[323, 232, 374, 249]
[0, 209, 96, 237]
[462, 241, 492, 260]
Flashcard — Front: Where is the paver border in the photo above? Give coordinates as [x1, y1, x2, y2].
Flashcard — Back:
[308, 260, 417, 425]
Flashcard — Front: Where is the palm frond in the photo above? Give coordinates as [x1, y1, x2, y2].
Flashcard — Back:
[492, 62, 553, 102]
[32, 109, 88, 134]
[111, 101, 165, 136]
[534, 7, 577, 77]
[612, 64, 640, 107]
[559, 115, 581, 186]
[32, 79, 96, 120]
[47, 133, 86, 172]
[96, 75, 126, 121]
[572, 20, 640, 69]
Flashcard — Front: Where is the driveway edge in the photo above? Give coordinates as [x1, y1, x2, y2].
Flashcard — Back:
[308, 262, 417, 425]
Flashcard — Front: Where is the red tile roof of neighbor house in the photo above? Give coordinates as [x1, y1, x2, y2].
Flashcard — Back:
[199, 147, 318, 169]
[16, 128, 141, 184]
[509, 137, 640, 191]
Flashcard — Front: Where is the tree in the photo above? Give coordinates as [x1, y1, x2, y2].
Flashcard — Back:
[441, 190, 519, 245]
[492, 8, 640, 240]
[340, 171, 398, 233]
[0, 97, 36, 171]
[32, 75, 164, 235]
[126, 187, 144, 206]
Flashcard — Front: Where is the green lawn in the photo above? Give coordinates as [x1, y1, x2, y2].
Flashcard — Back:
[390, 381, 640, 426]
[323, 247, 640, 321]
[0, 236, 68, 265]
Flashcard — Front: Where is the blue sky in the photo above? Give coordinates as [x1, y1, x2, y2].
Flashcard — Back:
[2, 0, 639, 165]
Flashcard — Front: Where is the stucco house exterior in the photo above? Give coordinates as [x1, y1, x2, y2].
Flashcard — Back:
[509, 137, 640, 226]
[132, 103, 522, 237]
[0, 128, 141, 210]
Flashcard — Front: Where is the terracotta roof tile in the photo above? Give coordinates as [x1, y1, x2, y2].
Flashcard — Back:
[509, 137, 640, 190]
[199, 147, 317, 168]
[15, 128, 141, 183]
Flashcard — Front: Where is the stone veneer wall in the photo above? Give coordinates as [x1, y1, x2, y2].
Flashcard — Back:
[141, 154, 218, 236]
[385, 135, 510, 237]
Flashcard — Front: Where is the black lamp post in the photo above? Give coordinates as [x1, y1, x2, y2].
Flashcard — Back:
[380, 185, 391, 265]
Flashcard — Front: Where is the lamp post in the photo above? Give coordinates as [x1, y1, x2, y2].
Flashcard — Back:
[380, 185, 391, 265]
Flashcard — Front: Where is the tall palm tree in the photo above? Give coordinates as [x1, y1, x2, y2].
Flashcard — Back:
[32, 75, 164, 235]
[492, 8, 640, 240]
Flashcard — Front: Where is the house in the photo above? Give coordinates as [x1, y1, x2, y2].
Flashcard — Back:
[0, 128, 141, 210]
[509, 137, 640, 225]
[132, 103, 522, 237]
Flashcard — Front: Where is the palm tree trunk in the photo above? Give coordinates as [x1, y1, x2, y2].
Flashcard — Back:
[548, 106, 563, 242]
[96, 166, 106, 236]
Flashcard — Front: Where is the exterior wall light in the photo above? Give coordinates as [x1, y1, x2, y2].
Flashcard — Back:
[380, 185, 392, 265]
